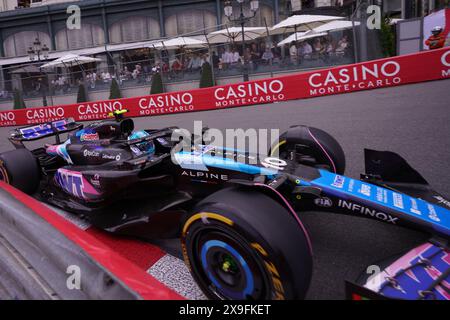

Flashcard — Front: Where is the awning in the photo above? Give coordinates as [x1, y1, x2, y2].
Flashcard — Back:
[207, 27, 267, 43]
[41, 54, 102, 69]
[277, 32, 328, 47]
[10, 65, 44, 74]
[0, 46, 106, 67]
[310, 20, 360, 33]
[269, 14, 345, 35]
[152, 37, 207, 50]
[107, 40, 162, 52]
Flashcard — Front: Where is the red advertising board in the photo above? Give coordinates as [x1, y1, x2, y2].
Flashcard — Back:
[1, 47, 449, 127]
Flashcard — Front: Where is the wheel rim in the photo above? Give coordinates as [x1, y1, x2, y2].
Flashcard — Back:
[0, 163, 9, 184]
[189, 228, 271, 300]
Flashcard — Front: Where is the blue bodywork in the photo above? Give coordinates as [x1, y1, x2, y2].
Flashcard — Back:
[175, 147, 450, 238]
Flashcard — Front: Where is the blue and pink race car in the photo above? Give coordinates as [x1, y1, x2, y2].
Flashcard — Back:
[0, 111, 448, 300]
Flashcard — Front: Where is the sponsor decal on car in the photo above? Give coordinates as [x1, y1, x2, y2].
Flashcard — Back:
[83, 149, 100, 158]
[434, 195, 450, 209]
[55, 169, 99, 199]
[338, 200, 399, 224]
[314, 197, 333, 208]
[90, 174, 101, 187]
[182, 170, 229, 182]
[332, 175, 345, 188]
[80, 133, 100, 142]
[102, 153, 121, 161]
[313, 170, 450, 233]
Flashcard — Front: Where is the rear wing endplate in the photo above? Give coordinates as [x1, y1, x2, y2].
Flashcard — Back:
[9, 118, 83, 146]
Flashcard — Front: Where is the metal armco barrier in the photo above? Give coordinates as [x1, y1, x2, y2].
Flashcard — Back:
[0, 182, 183, 300]
[0, 47, 449, 127]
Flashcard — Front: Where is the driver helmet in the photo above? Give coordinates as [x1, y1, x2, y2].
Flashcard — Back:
[432, 26, 443, 36]
[128, 131, 155, 156]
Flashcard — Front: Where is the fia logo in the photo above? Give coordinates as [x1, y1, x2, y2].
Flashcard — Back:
[314, 197, 333, 208]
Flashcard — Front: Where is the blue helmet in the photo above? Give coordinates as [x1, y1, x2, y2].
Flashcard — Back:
[128, 131, 155, 156]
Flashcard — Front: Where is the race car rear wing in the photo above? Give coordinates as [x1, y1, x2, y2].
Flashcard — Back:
[9, 118, 83, 148]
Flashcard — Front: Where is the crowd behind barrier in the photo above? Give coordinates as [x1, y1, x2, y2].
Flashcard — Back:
[0, 31, 354, 103]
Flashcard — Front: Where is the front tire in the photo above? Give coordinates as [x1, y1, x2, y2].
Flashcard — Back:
[270, 125, 346, 174]
[181, 187, 312, 300]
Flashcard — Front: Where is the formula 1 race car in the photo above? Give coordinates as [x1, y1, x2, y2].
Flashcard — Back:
[0, 110, 449, 300]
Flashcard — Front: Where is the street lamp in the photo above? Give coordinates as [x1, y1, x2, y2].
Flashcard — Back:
[28, 38, 50, 61]
[224, 0, 260, 82]
[27, 38, 50, 106]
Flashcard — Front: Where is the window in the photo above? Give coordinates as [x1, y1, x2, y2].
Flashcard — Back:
[109, 16, 161, 43]
[165, 9, 217, 37]
[3, 31, 51, 57]
[55, 23, 105, 50]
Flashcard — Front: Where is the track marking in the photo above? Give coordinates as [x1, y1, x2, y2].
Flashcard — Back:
[148, 254, 207, 300]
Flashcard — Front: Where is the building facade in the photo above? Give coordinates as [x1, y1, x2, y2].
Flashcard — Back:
[1, 0, 447, 58]
[0, 0, 447, 101]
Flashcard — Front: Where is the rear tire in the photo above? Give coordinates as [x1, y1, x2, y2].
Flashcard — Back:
[270, 125, 346, 174]
[181, 187, 312, 300]
[0, 149, 40, 194]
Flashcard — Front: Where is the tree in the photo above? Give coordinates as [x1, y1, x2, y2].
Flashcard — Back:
[76, 83, 88, 103]
[109, 78, 122, 100]
[380, 16, 396, 57]
[150, 72, 164, 95]
[13, 89, 26, 110]
[199, 62, 214, 88]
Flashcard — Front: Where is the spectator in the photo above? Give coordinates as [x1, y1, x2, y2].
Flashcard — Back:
[223, 48, 234, 68]
[0, 90, 9, 99]
[336, 35, 349, 55]
[272, 46, 281, 65]
[201, 53, 210, 67]
[313, 38, 325, 55]
[91, 71, 97, 88]
[231, 48, 240, 66]
[261, 47, 274, 64]
[250, 43, 261, 67]
[152, 64, 161, 74]
[162, 62, 170, 74]
[325, 37, 335, 54]
[172, 58, 182, 78]
[244, 48, 252, 66]
[301, 41, 313, 59]
[123, 67, 131, 79]
[188, 54, 202, 72]
[259, 42, 266, 58]
[212, 51, 220, 69]
[289, 42, 298, 64]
